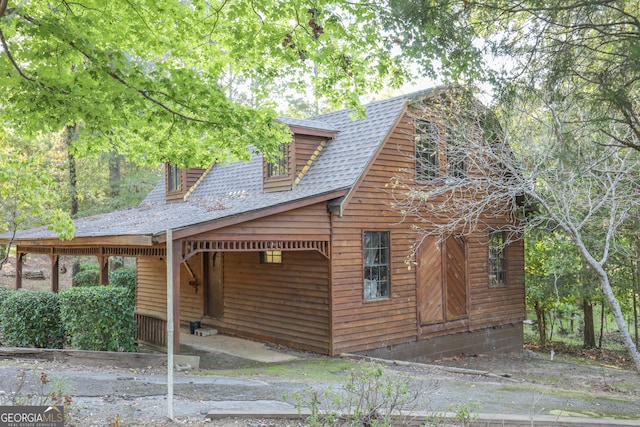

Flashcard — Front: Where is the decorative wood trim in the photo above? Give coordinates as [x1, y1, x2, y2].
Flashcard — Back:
[294, 139, 328, 188]
[183, 239, 330, 260]
[16, 245, 166, 258]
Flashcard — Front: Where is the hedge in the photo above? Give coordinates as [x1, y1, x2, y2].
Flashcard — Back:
[108, 266, 136, 302]
[0, 290, 64, 348]
[59, 286, 136, 351]
[0, 286, 13, 310]
[73, 263, 100, 287]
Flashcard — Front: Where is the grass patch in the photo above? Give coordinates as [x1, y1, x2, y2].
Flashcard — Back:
[497, 384, 640, 420]
[196, 356, 358, 382]
[498, 383, 633, 404]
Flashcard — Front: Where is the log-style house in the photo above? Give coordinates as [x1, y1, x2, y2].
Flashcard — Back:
[2, 87, 525, 361]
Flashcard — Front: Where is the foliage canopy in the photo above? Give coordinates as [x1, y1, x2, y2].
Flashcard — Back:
[0, 0, 407, 167]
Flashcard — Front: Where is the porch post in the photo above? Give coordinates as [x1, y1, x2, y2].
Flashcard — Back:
[171, 239, 181, 355]
[98, 254, 109, 285]
[15, 252, 24, 290]
[50, 255, 59, 293]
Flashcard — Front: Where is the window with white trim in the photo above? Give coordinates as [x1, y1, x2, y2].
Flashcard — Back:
[489, 231, 506, 286]
[363, 231, 390, 300]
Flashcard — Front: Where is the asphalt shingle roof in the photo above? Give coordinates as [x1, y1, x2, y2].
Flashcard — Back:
[10, 89, 434, 242]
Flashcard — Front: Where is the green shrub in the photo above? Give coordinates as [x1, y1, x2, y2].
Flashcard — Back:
[60, 286, 136, 352]
[0, 290, 64, 348]
[73, 263, 100, 287]
[0, 286, 13, 310]
[108, 266, 136, 302]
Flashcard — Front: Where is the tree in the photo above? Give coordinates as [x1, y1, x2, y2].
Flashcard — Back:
[385, 1, 639, 150]
[0, 0, 410, 255]
[0, 132, 74, 269]
[389, 87, 640, 371]
[0, 0, 408, 169]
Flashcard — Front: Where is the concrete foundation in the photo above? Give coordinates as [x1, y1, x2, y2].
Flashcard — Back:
[357, 323, 524, 363]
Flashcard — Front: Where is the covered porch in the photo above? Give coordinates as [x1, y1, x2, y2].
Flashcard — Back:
[11, 235, 331, 355]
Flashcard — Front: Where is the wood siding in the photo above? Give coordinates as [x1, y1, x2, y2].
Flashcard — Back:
[136, 257, 167, 317]
[211, 250, 330, 354]
[331, 112, 525, 355]
[193, 204, 331, 241]
[136, 255, 204, 326]
[166, 166, 206, 202]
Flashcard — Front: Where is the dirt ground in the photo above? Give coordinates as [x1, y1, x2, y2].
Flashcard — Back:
[1, 253, 75, 291]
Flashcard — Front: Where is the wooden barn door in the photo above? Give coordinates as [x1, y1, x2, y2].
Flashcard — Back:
[444, 235, 467, 320]
[417, 235, 468, 326]
[417, 237, 444, 325]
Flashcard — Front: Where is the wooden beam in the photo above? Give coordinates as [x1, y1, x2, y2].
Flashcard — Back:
[15, 252, 23, 290]
[50, 255, 59, 293]
[99, 255, 109, 285]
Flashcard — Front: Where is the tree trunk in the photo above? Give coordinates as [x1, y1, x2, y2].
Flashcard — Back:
[64, 125, 78, 217]
[108, 150, 121, 199]
[64, 125, 79, 284]
[582, 298, 596, 349]
[534, 301, 546, 345]
[634, 291, 638, 347]
[594, 263, 640, 372]
[598, 301, 605, 349]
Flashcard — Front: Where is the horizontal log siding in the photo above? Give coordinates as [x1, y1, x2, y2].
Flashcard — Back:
[294, 135, 325, 177]
[331, 113, 525, 355]
[468, 235, 525, 329]
[218, 250, 330, 354]
[136, 256, 204, 327]
[136, 257, 166, 317]
[180, 254, 204, 323]
[194, 204, 331, 241]
[331, 117, 418, 354]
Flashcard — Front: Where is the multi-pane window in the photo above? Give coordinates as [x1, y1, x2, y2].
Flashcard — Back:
[489, 231, 506, 286]
[260, 250, 282, 264]
[415, 120, 439, 181]
[267, 143, 289, 177]
[168, 164, 181, 192]
[363, 231, 390, 300]
[447, 127, 467, 179]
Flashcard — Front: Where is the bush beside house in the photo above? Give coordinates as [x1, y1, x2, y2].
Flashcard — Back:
[0, 267, 137, 351]
[60, 286, 136, 352]
[0, 290, 64, 348]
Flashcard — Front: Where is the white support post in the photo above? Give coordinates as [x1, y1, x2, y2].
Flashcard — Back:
[166, 229, 174, 420]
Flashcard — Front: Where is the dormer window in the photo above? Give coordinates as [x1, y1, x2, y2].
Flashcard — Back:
[167, 164, 182, 192]
[267, 143, 289, 177]
[263, 118, 338, 193]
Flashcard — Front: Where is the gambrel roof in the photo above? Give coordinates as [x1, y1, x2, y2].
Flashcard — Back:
[8, 88, 438, 244]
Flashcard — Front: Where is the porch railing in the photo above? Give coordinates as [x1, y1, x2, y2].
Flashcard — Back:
[135, 312, 167, 348]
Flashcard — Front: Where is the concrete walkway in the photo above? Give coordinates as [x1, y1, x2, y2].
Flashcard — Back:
[180, 329, 298, 364]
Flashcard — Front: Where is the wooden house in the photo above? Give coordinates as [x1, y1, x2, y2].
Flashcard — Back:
[2, 87, 525, 361]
